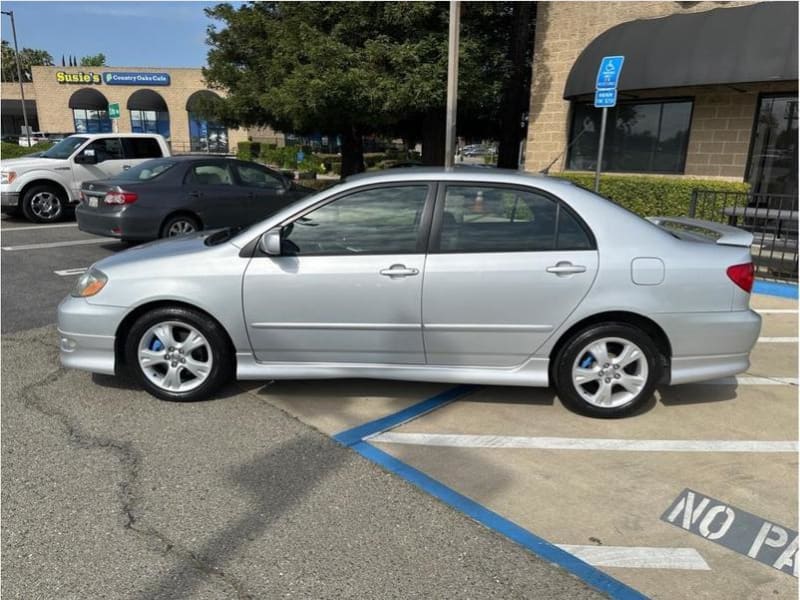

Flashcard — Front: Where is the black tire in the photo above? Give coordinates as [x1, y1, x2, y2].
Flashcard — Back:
[124, 306, 234, 402]
[160, 214, 200, 239]
[552, 323, 662, 418]
[21, 183, 66, 223]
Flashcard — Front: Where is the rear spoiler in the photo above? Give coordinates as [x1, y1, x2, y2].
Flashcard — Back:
[647, 216, 753, 247]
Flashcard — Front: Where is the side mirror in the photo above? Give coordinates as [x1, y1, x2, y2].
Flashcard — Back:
[75, 149, 98, 165]
[259, 228, 282, 256]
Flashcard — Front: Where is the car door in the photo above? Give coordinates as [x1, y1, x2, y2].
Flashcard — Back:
[71, 137, 127, 193]
[183, 161, 248, 228]
[232, 161, 300, 221]
[242, 183, 434, 364]
[422, 183, 599, 367]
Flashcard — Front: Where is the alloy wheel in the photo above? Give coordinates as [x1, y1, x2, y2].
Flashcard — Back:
[137, 321, 213, 393]
[571, 337, 649, 408]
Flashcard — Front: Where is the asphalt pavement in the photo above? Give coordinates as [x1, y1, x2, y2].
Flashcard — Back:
[1, 217, 603, 599]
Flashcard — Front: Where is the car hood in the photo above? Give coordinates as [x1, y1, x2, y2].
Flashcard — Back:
[93, 231, 218, 273]
[1, 156, 66, 170]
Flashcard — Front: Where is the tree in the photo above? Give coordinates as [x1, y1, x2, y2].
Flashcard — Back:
[1, 41, 53, 81]
[203, 2, 536, 175]
[80, 53, 107, 67]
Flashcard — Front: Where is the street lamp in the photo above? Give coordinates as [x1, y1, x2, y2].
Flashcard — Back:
[444, 0, 460, 168]
[1, 10, 32, 148]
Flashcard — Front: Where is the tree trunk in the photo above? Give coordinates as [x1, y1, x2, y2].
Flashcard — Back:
[497, 2, 535, 170]
[340, 125, 365, 178]
[421, 110, 446, 166]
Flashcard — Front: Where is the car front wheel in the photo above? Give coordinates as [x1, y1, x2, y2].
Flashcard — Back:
[125, 307, 233, 401]
[553, 323, 661, 418]
[22, 184, 65, 223]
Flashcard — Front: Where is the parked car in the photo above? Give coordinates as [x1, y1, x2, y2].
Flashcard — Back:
[58, 168, 761, 418]
[76, 156, 313, 241]
[1, 133, 170, 223]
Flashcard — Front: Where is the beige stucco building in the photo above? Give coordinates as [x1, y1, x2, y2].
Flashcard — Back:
[1, 66, 282, 153]
[524, 1, 797, 195]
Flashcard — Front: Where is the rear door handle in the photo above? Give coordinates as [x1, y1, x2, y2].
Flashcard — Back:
[379, 264, 419, 278]
[122, 165, 132, 171]
[188, 190, 201, 199]
[546, 261, 586, 275]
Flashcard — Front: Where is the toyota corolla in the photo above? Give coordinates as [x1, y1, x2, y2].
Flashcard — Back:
[58, 168, 761, 417]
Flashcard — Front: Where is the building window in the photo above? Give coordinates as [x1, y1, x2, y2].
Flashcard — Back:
[72, 109, 112, 134]
[130, 110, 170, 138]
[188, 114, 228, 153]
[746, 94, 798, 196]
[567, 99, 693, 174]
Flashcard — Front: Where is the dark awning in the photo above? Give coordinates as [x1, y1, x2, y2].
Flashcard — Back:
[127, 89, 168, 112]
[564, 2, 798, 99]
[68, 88, 108, 110]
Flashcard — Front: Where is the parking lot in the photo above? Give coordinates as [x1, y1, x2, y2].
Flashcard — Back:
[2, 216, 797, 599]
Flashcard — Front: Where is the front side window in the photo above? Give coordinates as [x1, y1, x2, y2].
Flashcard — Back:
[236, 163, 283, 189]
[283, 185, 429, 256]
[186, 163, 234, 186]
[437, 185, 593, 253]
[567, 100, 692, 174]
[83, 138, 123, 162]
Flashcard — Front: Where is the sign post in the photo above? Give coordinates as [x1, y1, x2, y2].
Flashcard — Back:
[108, 102, 120, 133]
[593, 56, 624, 192]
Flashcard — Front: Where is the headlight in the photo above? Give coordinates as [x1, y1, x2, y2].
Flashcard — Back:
[1, 171, 16, 185]
[72, 268, 108, 298]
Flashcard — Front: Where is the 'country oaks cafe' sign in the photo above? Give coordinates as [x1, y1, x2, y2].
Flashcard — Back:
[56, 71, 171, 86]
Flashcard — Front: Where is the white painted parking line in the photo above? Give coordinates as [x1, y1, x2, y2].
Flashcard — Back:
[1, 223, 78, 232]
[555, 545, 710, 571]
[756, 309, 798, 314]
[367, 432, 799, 453]
[54, 267, 88, 276]
[702, 375, 797, 386]
[1, 239, 107, 251]
[757, 337, 798, 343]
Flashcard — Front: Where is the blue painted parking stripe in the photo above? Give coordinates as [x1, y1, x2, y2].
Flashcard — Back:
[333, 384, 476, 447]
[334, 387, 648, 599]
[349, 440, 647, 600]
[754, 280, 798, 299]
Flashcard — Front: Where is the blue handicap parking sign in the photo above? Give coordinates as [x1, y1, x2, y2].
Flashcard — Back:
[594, 88, 617, 108]
[596, 56, 625, 90]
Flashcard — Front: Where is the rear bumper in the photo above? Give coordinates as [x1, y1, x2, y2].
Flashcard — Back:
[669, 353, 750, 385]
[76, 204, 159, 241]
[57, 295, 127, 376]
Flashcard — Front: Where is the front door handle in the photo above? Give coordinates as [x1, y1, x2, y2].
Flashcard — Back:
[122, 165, 132, 170]
[188, 190, 201, 199]
[546, 261, 586, 275]
[379, 264, 419, 278]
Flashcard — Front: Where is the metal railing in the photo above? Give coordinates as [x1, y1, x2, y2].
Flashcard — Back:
[690, 190, 798, 282]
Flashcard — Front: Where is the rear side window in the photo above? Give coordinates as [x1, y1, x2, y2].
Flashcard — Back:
[122, 137, 163, 159]
[437, 185, 594, 252]
[235, 163, 284, 189]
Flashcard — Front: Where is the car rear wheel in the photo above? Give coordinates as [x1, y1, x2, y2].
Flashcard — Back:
[125, 307, 233, 402]
[161, 214, 200, 238]
[553, 323, 661, 418]
[22, 184, 65, 223]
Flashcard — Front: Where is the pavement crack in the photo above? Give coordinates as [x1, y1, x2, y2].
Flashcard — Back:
[17, 366, 253, 600]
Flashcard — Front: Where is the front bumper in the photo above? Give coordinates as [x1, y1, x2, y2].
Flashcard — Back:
[1, 191, 20, 207]
[57, 295, 127, 375]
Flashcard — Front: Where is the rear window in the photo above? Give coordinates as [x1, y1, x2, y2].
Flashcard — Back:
[116, 159, 176, 181]
[122, 137, 163, 159]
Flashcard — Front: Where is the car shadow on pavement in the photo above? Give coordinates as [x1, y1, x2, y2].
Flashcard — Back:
[657, 383, 739, 406]
[90, 373, 261, 402]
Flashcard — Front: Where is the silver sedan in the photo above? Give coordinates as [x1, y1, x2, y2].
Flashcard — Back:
[58, 168, 761, 417]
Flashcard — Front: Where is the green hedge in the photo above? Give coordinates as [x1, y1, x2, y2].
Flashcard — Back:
[237, 141, 261, 161]
[553, 172, 750, 220]
[1, 141, 53, 159]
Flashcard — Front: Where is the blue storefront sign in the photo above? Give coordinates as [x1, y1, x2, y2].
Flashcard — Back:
[103, 72, 171, 86]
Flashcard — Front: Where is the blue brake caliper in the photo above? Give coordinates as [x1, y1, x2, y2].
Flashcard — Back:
[580, 354, 594, 368]
[150, 337, 164, 352]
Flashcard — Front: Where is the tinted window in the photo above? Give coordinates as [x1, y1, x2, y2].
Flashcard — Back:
[283, 186, 428, 256]
[567, 99, 692, 174]
[84, 138, 123, 162]
[186, 163, 234, 186]
[122, 137, 163, 159]
[116, 159, 176, 181]
[439, 186, 559, 252]
[556, 205, 594, 250]
[236, 163, 283, 189]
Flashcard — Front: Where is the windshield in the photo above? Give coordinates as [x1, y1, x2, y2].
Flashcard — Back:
[40, 136, 88, 159]
[115, 159, 177, 182]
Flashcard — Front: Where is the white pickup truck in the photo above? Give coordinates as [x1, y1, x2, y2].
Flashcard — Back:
[1, 133, 171, 223]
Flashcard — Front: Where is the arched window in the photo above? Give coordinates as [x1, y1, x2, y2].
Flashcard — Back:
[68, 88, 111, 133]
[186, 90, 228, 153]
[127, 90, 170, 138]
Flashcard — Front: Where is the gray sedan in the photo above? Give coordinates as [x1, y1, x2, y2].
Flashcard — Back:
[58, 168, 761, 417]
[76, 156, 311, 241]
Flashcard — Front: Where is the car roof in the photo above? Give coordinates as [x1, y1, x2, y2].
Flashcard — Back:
[344, 166, 559, 186]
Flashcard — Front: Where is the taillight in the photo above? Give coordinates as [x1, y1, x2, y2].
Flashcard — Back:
[104, 187, 138, 205]
[727, 263, 754, 293]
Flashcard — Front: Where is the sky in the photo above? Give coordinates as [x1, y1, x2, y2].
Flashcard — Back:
[0, 1, 243, 68]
